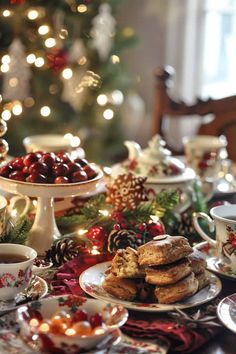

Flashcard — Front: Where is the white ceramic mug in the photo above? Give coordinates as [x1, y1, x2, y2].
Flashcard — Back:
[0, 195, 31, 236]
[193, 204, 236, 272]
[0, 243, 37, 300]
[183, 135, 228, 181]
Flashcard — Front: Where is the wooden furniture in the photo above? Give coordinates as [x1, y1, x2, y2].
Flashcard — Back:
[153, 66, 236, 161]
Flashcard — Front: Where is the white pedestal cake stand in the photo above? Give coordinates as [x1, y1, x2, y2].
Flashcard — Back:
[0, 167, 104, 256]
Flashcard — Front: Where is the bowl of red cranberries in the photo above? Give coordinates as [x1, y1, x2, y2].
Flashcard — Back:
[17, 295, 128, 353]
[0, 151, 99, 185]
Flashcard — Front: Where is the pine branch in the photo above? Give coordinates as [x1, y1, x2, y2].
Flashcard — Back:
[0, 217, 32, 244]
[154, 189, 180, 211]
[56, 214, 88, 228]
[80, 194, 108, 219]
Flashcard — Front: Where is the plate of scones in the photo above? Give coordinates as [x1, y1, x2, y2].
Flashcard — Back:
[79, 235, 222, 312]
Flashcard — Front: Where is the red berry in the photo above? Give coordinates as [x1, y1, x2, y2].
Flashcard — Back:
[9, 171, 26, 181]
[89, 313, 103, 328]
[83, 165, 97, 179]
[22, 166, 30, 174]
[11, 157, 24, 170]
[39, 153, 56, 168]
[67, 162, 82, 174]
[198, 161, 209, 169]
[113, 223, 121, 230]
[29, 162, 48, 175]
[52, 163, 69, 177]
[71, 310, 88, 324]
[0, 164, 13, 177]
[138, 223, 147, 232]
[54, 176, 69, 184]
[74, 158, 88, 167]
[56, 152, 72, 164]
[26, 172, 47, 183]
[23, 153, 39, 167]
[71, 170, 88, 183]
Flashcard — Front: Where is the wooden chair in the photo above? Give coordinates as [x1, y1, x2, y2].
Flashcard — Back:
[152, 66, 236, 161]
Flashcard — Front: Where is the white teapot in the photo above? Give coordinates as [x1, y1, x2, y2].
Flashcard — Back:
[111, 135, 196, 212]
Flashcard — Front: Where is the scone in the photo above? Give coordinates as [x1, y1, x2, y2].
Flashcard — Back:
[154, 272, 198, 304]
[102, 273, 137, 301]
[195, 271, 210, 290]
[145, 257, 192, 285]
[188, 250, 207, 275]
[110, 247, 145, 278]
[138, 235, 192, 266]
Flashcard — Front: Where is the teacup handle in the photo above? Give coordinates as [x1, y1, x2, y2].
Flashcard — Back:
[192, 212, 217, 247]
[8, 195, 31, 219]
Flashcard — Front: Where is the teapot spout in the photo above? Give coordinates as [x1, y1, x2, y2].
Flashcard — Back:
[124, 140, 142, 160]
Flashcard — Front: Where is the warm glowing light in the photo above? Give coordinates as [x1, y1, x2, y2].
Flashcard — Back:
[35, 57, 45, 67]
[40, 106, 51, 117]
[65, 328, 76, 336]
[12, 103, 23, 116]
[62, 68, 73, 79]
[29, 318, 40, 327]
[2, 10, 11, 17]
[78, 229, 87, 236]
[27, 10, 39, 20]
[78, 56, 87, 65]
[97, 94, 108, 106]
[103, 109, 114, 120]
[45, 38, 56, 48]
[26, 53, 36, 64]
[24, 97, 35, 107]
[71, 136, 80, 147]
[99, 209, 110, 217]
[39, 323, 50, 333]
[1, 110, 11, 121]
[9, 78, 18, 87]
[112, 90, 124, 105]
[91, 247, 100, 255]
[1, 64, 9, 73]
[111, 55, 120, 64]
[123, 27, 135, 37]
[77, 4, 87, 13]
[38, 25, 50, 35]
[2, 55, 10, 64]
[59, 29, 68, 39]
[93, 327, 106, 335]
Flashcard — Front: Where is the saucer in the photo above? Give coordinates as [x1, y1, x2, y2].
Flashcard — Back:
[193, 241, 236, 280]
[217, 293, 236, 333]
[0, 276, 48, 314]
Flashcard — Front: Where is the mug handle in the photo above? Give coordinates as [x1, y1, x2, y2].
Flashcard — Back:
[8, 195, 31, 219]
[192, 212, 217, 247]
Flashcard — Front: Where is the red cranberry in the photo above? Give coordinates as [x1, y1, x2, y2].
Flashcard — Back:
[52, 163, 69, 177]
[22, 166, 30, 174]
[83, 165, 97, 179]
[67, 162, 83, 174]
[74, 158, 88, 167]
[198, 161, 209, 169]
[9, 171, 26, 181]
[89, 313, 103, 328]
[71, 170, 88, 182]
[71, 310, 88, 324]
[26, 172, 47, 183]
[29, 162, 48, 175]
[56, 152, 72, 164]
[54, 176, 69, 184]
[11, 157, 24, 170]
[39, 153, 56, 168]
[0, 164, 13, 177]
[23, 153, 39, 167]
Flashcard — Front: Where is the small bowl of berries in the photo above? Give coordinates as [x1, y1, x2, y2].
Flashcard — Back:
[33, 258, 53, 277]
[17, 295, 128, 353]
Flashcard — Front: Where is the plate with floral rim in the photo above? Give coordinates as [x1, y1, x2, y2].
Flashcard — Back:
[217, 293, 236, 333]
[79, 261, 221, 312]
[0, 276, 48, 314]
[193, 241, 236, 280]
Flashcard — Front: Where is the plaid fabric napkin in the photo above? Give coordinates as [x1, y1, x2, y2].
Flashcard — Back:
[50, 254, 221, 354]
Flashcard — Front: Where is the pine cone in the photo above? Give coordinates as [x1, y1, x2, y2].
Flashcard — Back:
[45, 238, 81, 266]
[107, 229, 143, 253]
[177, 212, 195, 236]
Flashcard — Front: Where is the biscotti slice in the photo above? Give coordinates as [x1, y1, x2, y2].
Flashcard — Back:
[138, 235, 192, 266]
[145, 257, 192, 285]
[188, 249, 207, 275]
[154, 272, 198, 304]
[102, 273, 137, 301]
[110, 247, 145, 278]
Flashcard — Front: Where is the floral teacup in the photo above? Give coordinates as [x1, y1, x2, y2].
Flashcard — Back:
[0, 244, 37, 300]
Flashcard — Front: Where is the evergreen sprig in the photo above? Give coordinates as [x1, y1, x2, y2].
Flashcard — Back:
[0, 217, 32, 244]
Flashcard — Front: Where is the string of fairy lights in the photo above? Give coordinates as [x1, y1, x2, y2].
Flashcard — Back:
[0, 2, 126, 128]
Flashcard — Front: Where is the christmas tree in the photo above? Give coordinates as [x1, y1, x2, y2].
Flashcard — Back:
[0, 0, 137, 163]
